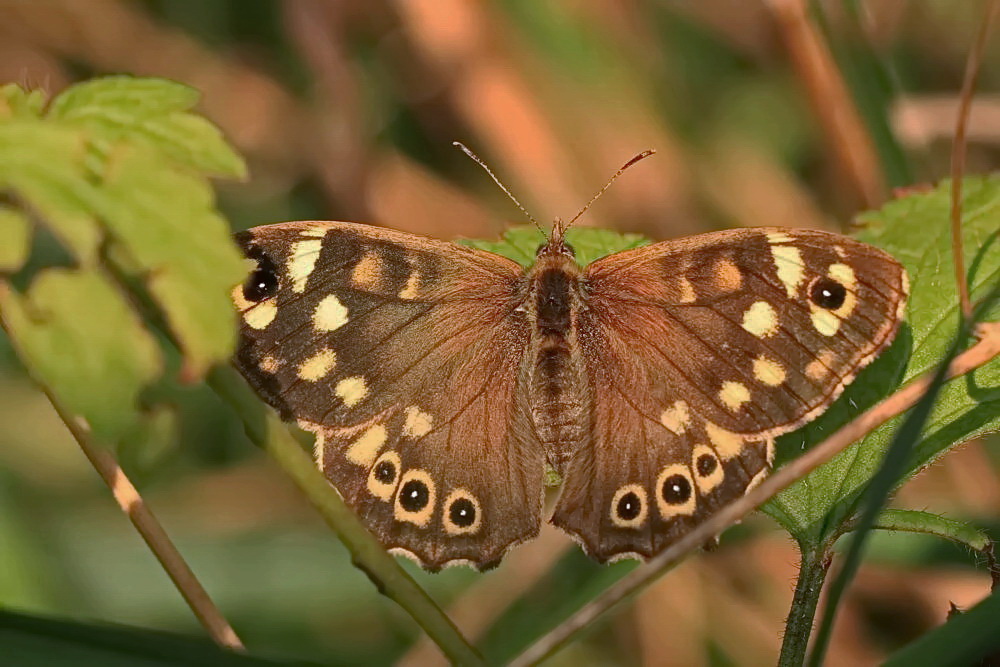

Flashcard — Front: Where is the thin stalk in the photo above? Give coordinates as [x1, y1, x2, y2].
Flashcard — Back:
[777, 546, 831, 667]
[47, 389, 244, 650]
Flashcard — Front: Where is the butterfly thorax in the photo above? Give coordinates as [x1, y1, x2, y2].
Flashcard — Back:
[524, 241, 591, 474]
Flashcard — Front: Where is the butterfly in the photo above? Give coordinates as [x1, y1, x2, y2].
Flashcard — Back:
[231, 216, 907, 571]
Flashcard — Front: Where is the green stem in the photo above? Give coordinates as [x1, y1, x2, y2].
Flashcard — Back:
[778, 545, 832, 667]
[208, 365, 485, 667]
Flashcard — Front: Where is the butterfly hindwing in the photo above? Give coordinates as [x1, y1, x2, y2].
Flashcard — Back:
[551, 228, 907, 561]
[234, 221, 545, 570]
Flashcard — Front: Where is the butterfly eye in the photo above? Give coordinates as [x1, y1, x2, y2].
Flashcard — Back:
[809, 277, 847, 310]
[535, 242, 575, 256]
[242, 250, 279, 302]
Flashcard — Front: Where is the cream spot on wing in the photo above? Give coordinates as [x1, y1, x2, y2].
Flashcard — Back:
[244, 301, 277, 329]
[828, 263, 856, 289]
[833, 245, 846, 259]
[351, 252, 383, 291]
[311, 429, 326, 464]
[443, 489, 482, 535]
[772, 244, 804, 298]
[394, 469, 437, 527]
[231, 284, 253, 310]
[660, 401, 690, 435]
[258, 355, 279, 373]
[368, 450, 401, 501]
[828, 263, 858, 317]
[705, 422, 743, 460]
[336, 376, 368, 407]
[403, 406, 433, 438]
[753, 356, 786, 386]
[609, 484, 648, 529]
[288, 239, 323, 293]
[398, 271, 421, 300]
[741, 301, 779, 338]
[346, 424, 387, 466]
[811, 308, 840, 336]
[766, 231, 794, 244]
[300, 226, 329, 238]
[719, 381, 751, 412]
[655, 464, 696, 518]
[297, 348, 336, 381]
[713, 258, 743, 291]
[806, 351, 837, 380]
[678, 276, 697, 303]
[691, 444, 724, 495]
[313, 294, 349, 332]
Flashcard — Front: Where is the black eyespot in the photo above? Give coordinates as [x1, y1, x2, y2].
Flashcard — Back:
[616, 491, 642, 521]
[241, 247, 279, 302]
[696, 454, 718, 477]
[400, 479, 430, 512]
[809, 278, 846, 310]
[373, 460, 396, 484]
[661, 474, 692, 505]
[448, 497, 476, 527]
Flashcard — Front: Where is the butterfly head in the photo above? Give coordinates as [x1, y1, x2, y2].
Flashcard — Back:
[535, 219, 576, 259]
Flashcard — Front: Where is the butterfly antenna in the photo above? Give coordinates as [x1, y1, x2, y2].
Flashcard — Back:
[453, 142, 547, 239]
[565, 149, 656, 230]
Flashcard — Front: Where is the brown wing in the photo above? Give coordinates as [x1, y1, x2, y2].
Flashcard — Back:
[233, 221, 543, 570]
[551, 227, 908, 561]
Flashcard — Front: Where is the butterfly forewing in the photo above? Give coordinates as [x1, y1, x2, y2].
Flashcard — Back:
[233, 221, 545, 570]
[550, 228, 907, 562]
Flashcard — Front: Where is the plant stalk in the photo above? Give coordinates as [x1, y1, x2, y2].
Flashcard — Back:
[778, 545, 831, 667]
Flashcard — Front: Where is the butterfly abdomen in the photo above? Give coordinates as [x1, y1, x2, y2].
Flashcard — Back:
[526, 259, 592, 472]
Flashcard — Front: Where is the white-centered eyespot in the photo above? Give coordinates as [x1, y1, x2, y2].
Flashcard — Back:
[442, 488, 482, 535]
[610, 484, 649, 529]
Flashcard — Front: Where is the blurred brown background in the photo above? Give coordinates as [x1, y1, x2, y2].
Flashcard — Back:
[0, 1, 998, 665]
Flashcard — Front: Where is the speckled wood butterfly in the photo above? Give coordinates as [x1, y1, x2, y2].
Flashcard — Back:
[232, 218, 907, 570]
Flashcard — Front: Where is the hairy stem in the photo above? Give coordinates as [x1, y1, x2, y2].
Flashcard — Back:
[778, 545, 831, 667]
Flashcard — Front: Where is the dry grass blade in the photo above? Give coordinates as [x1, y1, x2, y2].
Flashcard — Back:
[766, 0, 885, 209]
[950, 0, 999, 321]
[511, 322, 1000, 667]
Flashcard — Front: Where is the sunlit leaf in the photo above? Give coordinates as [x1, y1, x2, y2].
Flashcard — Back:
[0, 268, 162, 442]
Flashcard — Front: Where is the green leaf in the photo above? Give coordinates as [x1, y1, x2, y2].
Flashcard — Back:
[765, 177, 1000, 546]
[459, 225, 649, 267]
[48, 76, 200, 121]
[0, 608, 307, 666]
[0, 84, 45, 119]
[0, 268, 162, 442]
[0, 120, 103, 261]
[49, 77, 246, 179]
[873, 508, 993, 553]
[97, 144, 246, 378]
[0, 207, 32, 272]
